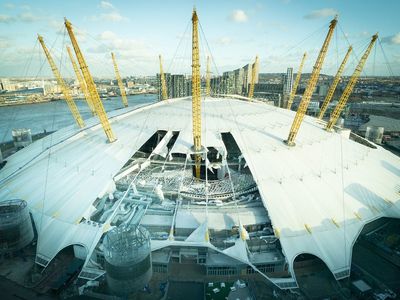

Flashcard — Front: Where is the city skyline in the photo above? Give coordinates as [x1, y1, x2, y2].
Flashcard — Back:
[0, 0, 399, 78]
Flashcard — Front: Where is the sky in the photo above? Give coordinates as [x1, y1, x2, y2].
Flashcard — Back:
[0, 0, 399, 78]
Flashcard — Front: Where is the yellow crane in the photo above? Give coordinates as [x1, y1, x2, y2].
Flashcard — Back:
[205, 55, 211, 97]
[159, 55, 168, 100]
[111, 52, 128, 108]
[64, 18, 116, 143]
[192, 8, 202, 179]
[247, 55, 259, 99]
[285, 16, 337, 146]
[286, 52, 307, 110]
[318, 46, 352, 120]
[37, 35, 85, 128]
[66, 45, 96, 116]
[326, 34, 378, 131]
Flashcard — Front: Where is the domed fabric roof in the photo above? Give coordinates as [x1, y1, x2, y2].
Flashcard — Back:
[0, 96, 399, 284]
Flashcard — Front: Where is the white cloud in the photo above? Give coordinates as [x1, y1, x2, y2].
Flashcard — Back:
[4, 3, 15, 9]
[91, 12, 129, 22]
[91, 1, 128, 22]
[0, 14, 14, 23]
[229, 10, 248, 23]
[101, 12, 127, 22]
[20, 4, 30, 10]
[0, 37, 11, 49]
[216, 36, 232, 45]
[304, 8, 338, 20]
[382, 33, 400, 45]
[100, 1, 114, 9]
[18, 12, 41, 22]
[90, 30, 154, 61]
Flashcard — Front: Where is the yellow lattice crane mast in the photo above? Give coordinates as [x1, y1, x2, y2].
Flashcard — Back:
[318, 46, 352, 120]
[159, 55, 168, 100]
[66, 45, 96, 116]
[285, 16, 337, 146]
[287, 52, 307, 110]
[205, 56, 211, 96]
[64, 18, 116, 143]
[37, 35, 85, 128]
[111, 52, 128, 108]
[192, 9, 202, 179]
[247, 55, 259, 99]
[326, 34, 378, 131]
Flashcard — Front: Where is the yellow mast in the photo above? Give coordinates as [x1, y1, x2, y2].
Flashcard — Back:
[318, 46, 352, 119]
[286, 52, 307, 110]
[247, 55, 259, 99]
[285, 16, 337, 146]
[205, 55, 211, 97]
[66, 45, 96, 115]
[64, 18, 116, 143]
[111, 52, 128, 108]
[37, 35, 85, 128]
[159, 55, 168, 100]
[326, 34, 378, 130]
[192, 8, 202, 179]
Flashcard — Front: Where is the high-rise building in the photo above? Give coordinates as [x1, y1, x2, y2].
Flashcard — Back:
[185, 76, 192, 97]
[207, 61, 259, 97]
[283, 67, 294, 95]
[171, 75, 185, 98]
[156, 73, 171, 100]
[233, 67, 244, 94]
[222, 71, 235, 94]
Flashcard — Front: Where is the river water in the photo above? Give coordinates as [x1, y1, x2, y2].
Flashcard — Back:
[0, 94, 157, 143]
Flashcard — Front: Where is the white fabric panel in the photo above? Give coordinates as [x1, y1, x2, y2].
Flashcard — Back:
[151, 131, 173, 158]
[170, 126, 193, 154]
[223, 238, 249, 263]
[185, 221, 209, 242]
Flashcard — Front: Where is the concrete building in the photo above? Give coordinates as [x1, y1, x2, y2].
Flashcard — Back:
[210, 62, 259, 97]
[171, 74, 185, 98]
[156, 73, 172, 100]
[283, 67, 294, 95]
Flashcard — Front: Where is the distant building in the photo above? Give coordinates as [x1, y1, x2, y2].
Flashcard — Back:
[253, 83, 284, 107]
[156, 73, 171, 100]
[171, 75, 185, 98]
[283, 67, 293, 95]
[0, 78, 14, 91]
[209, 62, 259, 97]
[185, 76, 192, 97]
[222, 71, 235, 94]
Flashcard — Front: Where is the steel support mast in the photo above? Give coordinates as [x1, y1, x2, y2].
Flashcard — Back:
[247, 55, 259, 99]
[192, 9, 202, 179]
[64, 18, 116, 143]
[326, 34, 378, 130]
[205, 56, 211, 97]
[286, 52, 307, 110]
[111, 52, 128, 108]
[37, 35, 85, 128]
[318, 46, 352, 119]
[285, 16, 337, 146]
[66, 45, 96, 116]
[159, 55, 168, 100]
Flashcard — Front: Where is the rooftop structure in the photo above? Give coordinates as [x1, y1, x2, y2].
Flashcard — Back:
[0, 96, 399, 289]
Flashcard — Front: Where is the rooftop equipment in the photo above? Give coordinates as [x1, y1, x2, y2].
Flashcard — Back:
[103, 224, 152, 296]
[0, 199, 34, 254]
[12, 128, 32, 149]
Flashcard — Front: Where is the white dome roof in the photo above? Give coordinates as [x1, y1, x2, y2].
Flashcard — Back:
[1, 96, 399, 284]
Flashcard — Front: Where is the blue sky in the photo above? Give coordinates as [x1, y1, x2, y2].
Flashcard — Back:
[0, 0, 399, 78]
